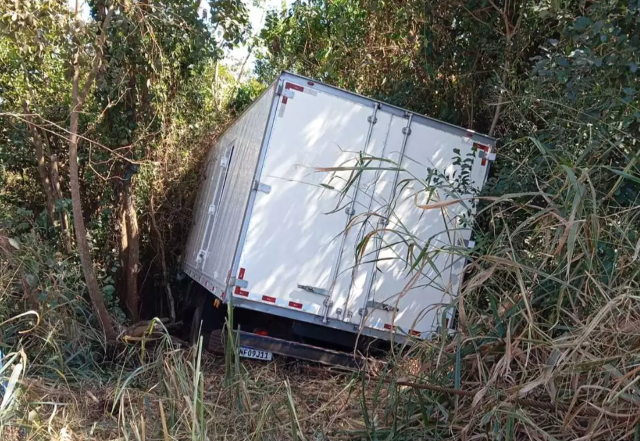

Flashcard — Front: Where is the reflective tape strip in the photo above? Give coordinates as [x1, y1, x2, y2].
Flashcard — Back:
[232, 290, 322, 315]
[285, 82, 304, 92]
[366, 320, 426, 339]
[285, 81, 317, 96]
[234, 286, 249, 297]
[473, 142, 491, 166]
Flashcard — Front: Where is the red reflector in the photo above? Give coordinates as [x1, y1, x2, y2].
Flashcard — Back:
[473, 143, 490, 166]
[239, 268, 246, 279]
[384, 323, 396, 331]
[285, 82, 304, 92]
[288, 301, 303, 309]
[234, 286, 248, 297]
[409, 330, 421, 336]
[466, 131, 474, 138]
[445, 318, 450, 327]
[255, 329, 268, 336]
[262, 295, 276, 303]
[473, 142, 489, 151]
[307, 81, 315, 86]
[282, 96, 288, 104]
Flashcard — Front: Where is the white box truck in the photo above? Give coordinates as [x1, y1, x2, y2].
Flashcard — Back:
[183, 72, 495, 365]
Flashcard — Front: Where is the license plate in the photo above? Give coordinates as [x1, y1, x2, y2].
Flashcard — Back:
[238, 346, 273, 361]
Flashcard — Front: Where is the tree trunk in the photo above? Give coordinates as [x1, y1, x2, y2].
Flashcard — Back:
[150, 192, 176, 322]
[68, 1, 117, 342]
[69, 64, 117, 342]
[23, 103, 56, 226]
[118, 188, 129, 309]
[123, 179, 140, 322]
[50, 153, 73, 252]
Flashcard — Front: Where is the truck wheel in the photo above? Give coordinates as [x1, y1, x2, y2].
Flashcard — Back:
[207, 328, 225, 354]
[189, 301, 204, 346]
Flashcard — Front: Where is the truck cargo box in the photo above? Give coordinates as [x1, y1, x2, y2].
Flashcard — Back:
[183, 71, 495, 343]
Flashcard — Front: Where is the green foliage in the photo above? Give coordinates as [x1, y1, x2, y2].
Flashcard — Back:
[1, 0, 640, 438]
[255, 0, 558, 131]
[252, 1, 640, 438]
[229, 77, 266, 113]
[0, 0, 251, 321]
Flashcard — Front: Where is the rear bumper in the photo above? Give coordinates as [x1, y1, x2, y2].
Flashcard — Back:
[209, 330, 379, 370]
[232, 293, 411, 345]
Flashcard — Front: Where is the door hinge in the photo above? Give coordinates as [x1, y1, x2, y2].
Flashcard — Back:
[366, 300, 398, 313]
[402, 126, 412, 135]
[196, 250, 207, 263]
[208, 203, 217, 215]
[345, 206, 355, 216]
[230, 277, 248, 289]
[252, 180, 272, 194]
[367, 115, 377, 124]
[298, 284, 329, 296]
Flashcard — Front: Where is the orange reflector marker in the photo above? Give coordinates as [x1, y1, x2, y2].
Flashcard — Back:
[255, 329, 268, 336]
[384, 323, 396, 331]
[409, 329, 421, 336]
[262, 295, 276, 303]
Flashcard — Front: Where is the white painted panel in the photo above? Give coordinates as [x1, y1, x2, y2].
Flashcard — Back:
[363, 123, 488, 337]
[237, 82, 375, 314]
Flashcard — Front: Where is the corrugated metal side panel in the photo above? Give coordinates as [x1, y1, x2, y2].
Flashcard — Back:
[183, 84, 276, 288]
[201, 85, 276, 286]
[183, 143, 220, 268]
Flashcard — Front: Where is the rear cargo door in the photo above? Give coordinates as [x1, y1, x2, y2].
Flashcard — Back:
[327, 111, 406, 325]
[236, 81, 378, 316]
[363, 125, 489, 337]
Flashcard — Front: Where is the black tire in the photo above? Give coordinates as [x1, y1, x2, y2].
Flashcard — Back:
[189, 300, 204, 346]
